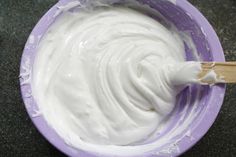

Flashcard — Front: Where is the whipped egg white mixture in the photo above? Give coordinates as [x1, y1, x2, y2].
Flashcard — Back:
[32, 1, 203, 156]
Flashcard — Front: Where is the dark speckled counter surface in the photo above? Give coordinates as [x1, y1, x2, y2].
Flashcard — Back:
[0, 0, 236, 156]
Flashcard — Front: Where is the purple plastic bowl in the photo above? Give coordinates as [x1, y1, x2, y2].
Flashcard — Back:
[20, 0, 225, 156]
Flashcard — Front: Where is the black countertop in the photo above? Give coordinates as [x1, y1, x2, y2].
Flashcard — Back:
[0, 0, 236, 156]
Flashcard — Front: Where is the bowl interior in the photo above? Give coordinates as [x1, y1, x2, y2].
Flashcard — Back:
[20, 0, 225, 157]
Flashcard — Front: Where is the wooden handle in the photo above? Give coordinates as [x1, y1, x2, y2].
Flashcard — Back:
[198, 62, 236, 84]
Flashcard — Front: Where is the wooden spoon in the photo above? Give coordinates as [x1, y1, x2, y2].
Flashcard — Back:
[198, 62, 236, 84]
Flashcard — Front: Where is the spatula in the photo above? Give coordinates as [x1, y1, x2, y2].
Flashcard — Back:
[198, 62, 236, 84]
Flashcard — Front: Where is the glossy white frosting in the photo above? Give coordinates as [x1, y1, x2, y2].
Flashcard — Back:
[32, 5, 202, 156]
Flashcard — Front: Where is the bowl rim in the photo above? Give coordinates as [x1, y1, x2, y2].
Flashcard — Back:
[19, 0, 226, 156]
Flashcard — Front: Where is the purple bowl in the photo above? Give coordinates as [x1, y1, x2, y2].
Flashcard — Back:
[20, 0, 225, 156]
